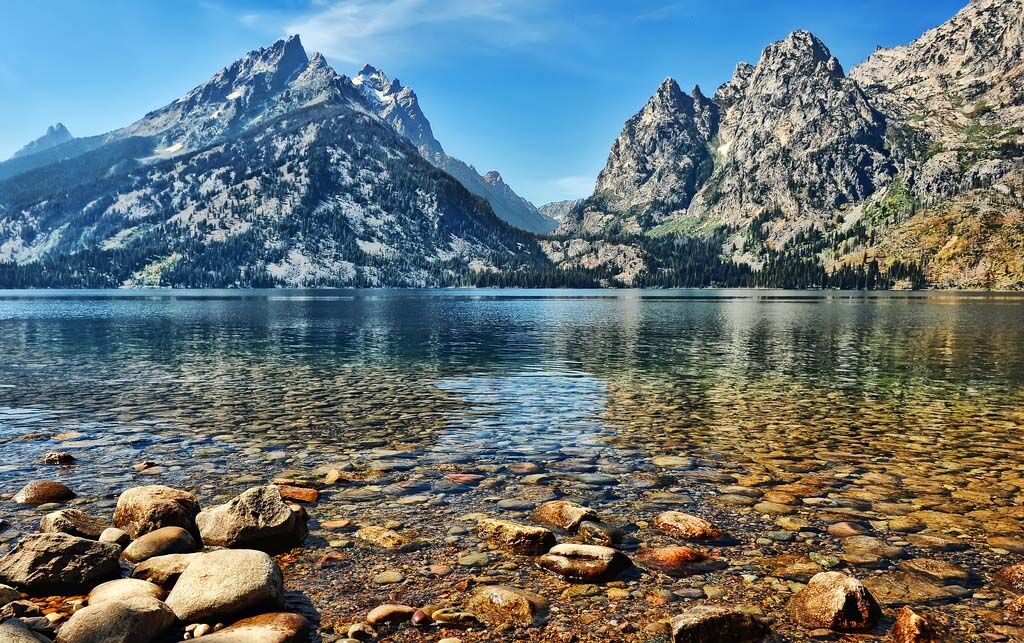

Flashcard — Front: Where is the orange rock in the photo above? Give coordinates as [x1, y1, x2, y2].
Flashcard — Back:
[653, 511, 723, 540]
[634, 546, 708, 577]
[444, 473, 485, 485]
[889, 606, 940, 643]
[276, 484, 320, 504]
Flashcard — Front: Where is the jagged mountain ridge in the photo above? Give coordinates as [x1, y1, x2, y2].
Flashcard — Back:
[0, 37, 550, 287]
[352, 65, 556, 234]
[10, 123, 74, 160]
[555, 0, 1024, 288]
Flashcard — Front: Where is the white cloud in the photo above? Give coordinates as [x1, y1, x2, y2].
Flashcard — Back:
[284, 0, 554, 65]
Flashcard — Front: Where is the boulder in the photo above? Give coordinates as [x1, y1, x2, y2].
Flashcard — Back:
[164, 549, 284, 621]
[42, 451, 75, 465]
[39, 509, 107, 540]
[113, 486, 200, 539]
[0, 533, 120, 594]
[466, 585, 548, 627]
[787, 571, 881, 632]
[477, 519, 555, 555]
[889, 605, 940, 643]
[185, 612, 310, 643]
[0, 619, 51, 643]
[196, 485, 307, 551]
[670, 606, 769, 642]
[0, 582, 21, 605]
[54, 595, 174, 643]
[99, 528, 131, 548]
[530, 501, 598, 533]
[536, 544, 631, 582]
[13, 480, 74, 505]
[121, 526, 198, 563]
[130, 553, 202, 589]
[88, 578, 166, 605]
[654, 512, 723, 540]
[995, 563, 1024, 592]
[634, 546, 708, 577]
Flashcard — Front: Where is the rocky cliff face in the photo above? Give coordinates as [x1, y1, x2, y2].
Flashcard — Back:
[353, 66, 555, 233]
[10, 123, 74, 160]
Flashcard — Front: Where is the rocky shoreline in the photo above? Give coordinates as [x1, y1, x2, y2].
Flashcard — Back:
[3, 443, 1024, 642]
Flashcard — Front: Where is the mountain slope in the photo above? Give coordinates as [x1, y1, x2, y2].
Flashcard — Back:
[0, 39, 550, 287]
[352, 65, 555, 234]
[10, 123, 74, 160]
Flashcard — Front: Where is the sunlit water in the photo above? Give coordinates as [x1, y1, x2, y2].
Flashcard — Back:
[2, 289, 1024, 639]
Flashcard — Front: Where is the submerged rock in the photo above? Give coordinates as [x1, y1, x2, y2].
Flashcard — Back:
[13, 480, 74, 505]
[995, 563, 1024, 592]
[537, 544, 631, 582]
[39, 509, 107, 540]
[654, 512, 723, 540]
[477, 518, 555, 555]
[0, 533, 120, 594]
[635, 546, 708, 577]
[787, 571, 881, 632]
[889, 605, 940, 643]
[355, 526, 414, 551]
[466, 585, 548, 627]
[669, 605, 769, 642]
[54, 595, 174, 643]
[164, 549, 284, 621]
[196, 485, 307, 551]
[530, 501, 598, 533]
[113, 486, 200, 539]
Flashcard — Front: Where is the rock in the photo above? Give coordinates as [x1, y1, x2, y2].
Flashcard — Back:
[0, 619, 51, 643]
[537, 544, 631, 582]
[530, 501, 599, 533]
[764, 554, 824, 582]
[651, 456, 695, 468]
[787, 571, 881, 632]
[113, 485, 200, 539]
[862, 572, 962, 606]
[373, 571, 404, 585]
[130, 553, 202, 589]
[654, 511, 723, 540]
[0, 582, 20, 605]
[275, 484, 319, 504]
[0, 601, 40, 620]
[42, 451, 75, 465]
[827, 521, 871, 538]
[164, 549, 284, 621]
[634, 547, 708, 577]
[669, 606, 770, 642]
[477, 518, 555, 555]
[54, 595, 175, 643]
[995, 564, 1024, 592]
[354, 526, 414, 551]
[196, 485, 307, 551]
[39, 509, 107, 540]
[577, 520, 625, 546]
[13, 480, 74, 505]
[898, 558, 971, 584]
[0, 533, 120, 594]
[99, 528, 131, 548]
[348, 622, 376, 640]
[466, 585, 548, 627]
[88, 578, 166, 605]
[841, 535, 905, 567]
[366, 604, 416, 625]
[188, 613, 310, 643]
[889, 605, 940, 643]
[444, 474, 485, 485]
[121, 526, 198, 564]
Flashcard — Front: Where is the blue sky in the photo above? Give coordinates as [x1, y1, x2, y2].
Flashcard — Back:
[1, 0, 966, 205]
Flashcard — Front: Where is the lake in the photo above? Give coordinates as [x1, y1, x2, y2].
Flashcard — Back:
[2, 289, 1023, 641]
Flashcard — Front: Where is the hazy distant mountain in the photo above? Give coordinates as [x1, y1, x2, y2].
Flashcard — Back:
[0, 36, 549, 287]
[352, 65, 556, 234]
[538, 199, 583, 222]
[555, 0, 1024, 289]
[10, 123, 74, 160]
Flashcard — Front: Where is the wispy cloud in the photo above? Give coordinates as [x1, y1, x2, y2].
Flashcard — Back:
[284, 0, 555, 65]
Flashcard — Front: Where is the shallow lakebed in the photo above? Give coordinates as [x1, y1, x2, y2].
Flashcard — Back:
[2, 289, 1024, 641]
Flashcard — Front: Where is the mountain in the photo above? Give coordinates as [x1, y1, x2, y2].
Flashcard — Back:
[539, 199, 584, 222]
[352, 65, 556, 234]
[0, 37, 552, 287]
[10, 123, 74, 160]
[556, 0, 1024, 288]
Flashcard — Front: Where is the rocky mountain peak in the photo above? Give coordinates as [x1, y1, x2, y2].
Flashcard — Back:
[757, 30, 845, 83]
[9, 122, 75, 160]
[483, 171, 505, 186]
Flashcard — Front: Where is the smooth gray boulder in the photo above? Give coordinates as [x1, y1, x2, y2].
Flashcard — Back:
[164, 549, 284, 621]
[0, 533, 120, 594]
[54, 596, 174, 643]
[113, 485, 200, 539]
[129, 553, 202, 589]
